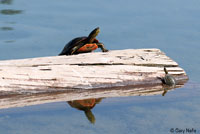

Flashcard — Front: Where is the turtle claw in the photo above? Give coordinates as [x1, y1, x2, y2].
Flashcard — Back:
[103, 49, 108, 52]
[97, 43, 108, 53]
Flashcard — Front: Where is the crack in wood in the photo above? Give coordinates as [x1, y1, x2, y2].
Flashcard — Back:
[31, 64, 61, 67]
[39, 68, 52, 71]
[68, 63, 178, 67]
[134, 64, 178, 67]
[70, 63, 124, 66]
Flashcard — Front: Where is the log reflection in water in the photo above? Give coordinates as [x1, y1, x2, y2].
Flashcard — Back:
[0, 78, 187, 110]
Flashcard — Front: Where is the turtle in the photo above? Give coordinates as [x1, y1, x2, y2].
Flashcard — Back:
[163, 67, 176, 86]
[59, 27, 108, 55]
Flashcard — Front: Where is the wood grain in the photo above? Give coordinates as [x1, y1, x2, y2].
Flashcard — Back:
[0, 49, 188, 109]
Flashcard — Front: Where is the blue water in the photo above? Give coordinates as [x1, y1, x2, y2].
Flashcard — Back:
[0, 0, 200, 134]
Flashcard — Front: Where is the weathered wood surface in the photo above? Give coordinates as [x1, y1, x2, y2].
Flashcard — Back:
[0, 49, 187, 92]
[0, 49, 188, 109]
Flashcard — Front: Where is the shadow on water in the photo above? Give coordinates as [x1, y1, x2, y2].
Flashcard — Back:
[0, 0, 13, 5]
[0, 0, 23, 15]
[0, 26, 13, 31]
[0, 0, 23, 43]
[0, 9, 23, 15]
[67, 98, 103, 124]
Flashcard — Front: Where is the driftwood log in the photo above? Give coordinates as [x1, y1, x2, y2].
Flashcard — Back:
[0, 49, 188, 109]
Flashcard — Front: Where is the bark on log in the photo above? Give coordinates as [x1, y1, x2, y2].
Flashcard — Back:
[0, 49, 188, 109]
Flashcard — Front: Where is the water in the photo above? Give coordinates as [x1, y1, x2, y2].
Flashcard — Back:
[0, 0, 200, 133]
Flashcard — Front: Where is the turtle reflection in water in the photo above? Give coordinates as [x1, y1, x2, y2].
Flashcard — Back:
[67, 98, 103, 124]
[59, 27, 108, 55]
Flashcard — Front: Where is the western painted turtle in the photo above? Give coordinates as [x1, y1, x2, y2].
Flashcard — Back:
[163, 67, 176, 86]
[59, 27, 108, 55]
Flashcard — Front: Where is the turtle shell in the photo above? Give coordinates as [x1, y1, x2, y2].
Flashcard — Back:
[163, 74, 176, 86]
[59, 37, 99, 55]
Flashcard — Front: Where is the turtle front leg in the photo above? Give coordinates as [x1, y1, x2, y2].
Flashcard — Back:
[97, 43, 108, 52]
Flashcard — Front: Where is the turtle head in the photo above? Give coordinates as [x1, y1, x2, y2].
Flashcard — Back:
[164, 67, 168, 74]
[87, 27, 100, 43]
